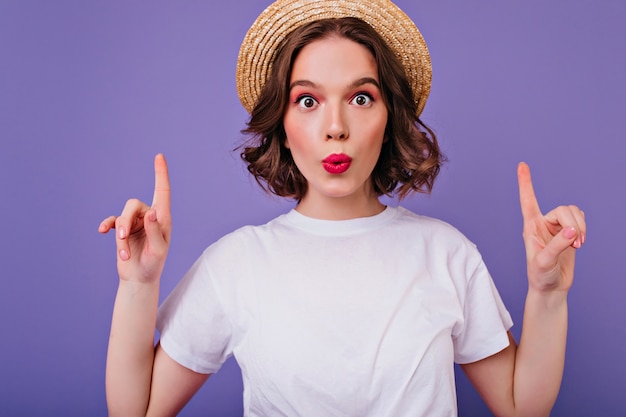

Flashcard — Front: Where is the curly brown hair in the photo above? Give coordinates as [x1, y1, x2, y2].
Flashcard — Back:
[239, 17, 445, 201]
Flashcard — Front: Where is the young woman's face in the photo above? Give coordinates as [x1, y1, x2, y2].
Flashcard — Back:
[283, 36, 388, 210]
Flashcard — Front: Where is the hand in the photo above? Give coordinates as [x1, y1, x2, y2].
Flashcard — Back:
[99, 154, 172, 283]
[517, 162, 586, 293]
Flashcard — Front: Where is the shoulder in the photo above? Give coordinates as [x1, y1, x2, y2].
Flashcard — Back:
[390, 206, 485, 272]
[197, 213, 289, 263]
[393, 206, 475, 247]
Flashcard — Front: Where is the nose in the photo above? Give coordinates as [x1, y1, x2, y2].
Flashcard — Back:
[325, 103, 349, 141]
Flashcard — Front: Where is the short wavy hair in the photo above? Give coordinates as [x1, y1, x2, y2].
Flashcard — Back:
[239, 17, 445, 201]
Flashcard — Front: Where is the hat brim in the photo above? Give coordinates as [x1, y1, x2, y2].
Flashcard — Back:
[236, 0, 431, 116]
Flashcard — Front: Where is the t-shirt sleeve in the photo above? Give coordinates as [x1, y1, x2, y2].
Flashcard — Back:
[453, 255, 514, 364]
[156, 251, 233, 374]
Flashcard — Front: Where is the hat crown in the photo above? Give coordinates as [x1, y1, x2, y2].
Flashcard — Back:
[236, 0, 431, 116]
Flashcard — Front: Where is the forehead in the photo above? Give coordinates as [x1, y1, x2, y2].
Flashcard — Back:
[290, 36, 378, 83]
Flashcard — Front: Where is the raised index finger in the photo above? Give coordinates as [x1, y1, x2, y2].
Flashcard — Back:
[152, 153, 171, 212]
[517, 162, 542, 221]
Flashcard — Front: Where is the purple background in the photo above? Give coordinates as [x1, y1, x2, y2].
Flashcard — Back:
[1, 0, 624, 415]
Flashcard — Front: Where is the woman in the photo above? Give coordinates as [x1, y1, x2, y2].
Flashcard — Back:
[99, 1, 586, 416]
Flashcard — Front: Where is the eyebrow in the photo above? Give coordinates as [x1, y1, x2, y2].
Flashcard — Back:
[289, 77, 381, 91]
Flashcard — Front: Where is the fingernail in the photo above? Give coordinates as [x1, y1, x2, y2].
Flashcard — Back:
[563, 227, 576, 240]
[582, 232, 586, 244]
[118, 226, 126, 239]
[119, 249, 129, 261]
[149, 211, 157, 222]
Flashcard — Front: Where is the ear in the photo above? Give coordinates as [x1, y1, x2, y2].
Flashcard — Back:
[284, 137, 290, 149]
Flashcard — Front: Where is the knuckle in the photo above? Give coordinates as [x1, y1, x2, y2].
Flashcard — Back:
[125, 198, 143, 208]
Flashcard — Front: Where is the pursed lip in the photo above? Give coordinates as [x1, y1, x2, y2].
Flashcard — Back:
[322, 153, 352, 174]
[323, 153, 352, 164]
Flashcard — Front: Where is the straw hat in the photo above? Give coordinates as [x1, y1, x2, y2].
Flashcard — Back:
[236, 0, 432, 116]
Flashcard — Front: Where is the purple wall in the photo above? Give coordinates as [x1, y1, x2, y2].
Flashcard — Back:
[1, 1, 624, 415]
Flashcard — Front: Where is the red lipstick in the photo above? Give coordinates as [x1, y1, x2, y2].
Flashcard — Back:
[322, 153, 352, 174]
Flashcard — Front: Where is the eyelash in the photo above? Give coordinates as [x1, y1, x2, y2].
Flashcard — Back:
[294, 92, 375, 109]
[351, 92, 374, 106]
[295, 95, 318, 109]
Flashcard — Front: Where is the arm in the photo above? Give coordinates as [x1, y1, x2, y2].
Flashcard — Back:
[461, 162, 586, 417]
[100, 154, 209, 416]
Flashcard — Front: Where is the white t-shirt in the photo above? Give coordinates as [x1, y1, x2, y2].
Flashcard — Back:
[157, 206, 513, 416]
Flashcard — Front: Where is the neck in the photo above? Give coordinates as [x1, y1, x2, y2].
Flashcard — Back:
[295, 189, 386, 220]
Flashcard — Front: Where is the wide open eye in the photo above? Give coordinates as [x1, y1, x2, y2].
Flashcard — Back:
[351, 93, 373, 106]
[296, 95, 318, 109]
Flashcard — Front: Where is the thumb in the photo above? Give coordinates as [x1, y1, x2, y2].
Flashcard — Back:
[143, 209, 169, 257]
[535, 226, 577, 269]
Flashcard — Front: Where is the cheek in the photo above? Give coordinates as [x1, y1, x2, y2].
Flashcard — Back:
[283, 124, 296, 151]
[283, 121, 307, 161]
[283, 113, 316, 152]
[360, 113, 387, 144]
[283, 111, 298, 149]
[283, 116, 295, 149]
